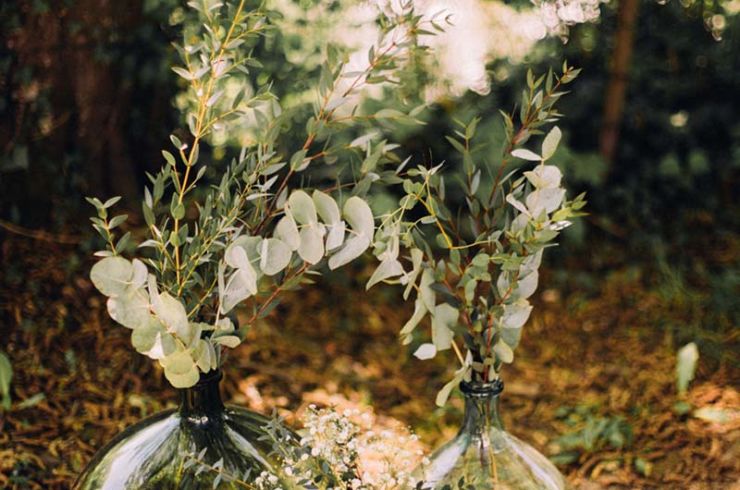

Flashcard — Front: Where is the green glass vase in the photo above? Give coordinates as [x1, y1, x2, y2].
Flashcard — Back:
[74, 370, 292, 489]
[414, 380, 568, 490]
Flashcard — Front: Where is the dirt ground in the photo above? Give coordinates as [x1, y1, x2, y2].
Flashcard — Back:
[0, 235, 738, 489]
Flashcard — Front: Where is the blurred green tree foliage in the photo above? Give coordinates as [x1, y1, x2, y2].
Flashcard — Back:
[1, 0, 737, 253]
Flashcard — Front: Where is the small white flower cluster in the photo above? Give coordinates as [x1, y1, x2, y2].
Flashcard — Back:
[253, 471, 283, 490]
[256, 405, 424, 489]
[355, 428, 422, 489]
[301, 406, 363, 478]
[531, 0, 606, 39]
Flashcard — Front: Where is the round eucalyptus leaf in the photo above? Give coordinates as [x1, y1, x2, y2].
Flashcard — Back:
[521, 249, 544, 274]
[298, 226, 324, 264]
[275, 214, 300, 251]
[222, 266, 258, 313]
[161, 351, 199, 388]
[152, 291, 190, 342]
[230, 236, 264, 276]
[132, 321, 176, 360]
[225, 243, 251, 270]
[501, 325, 522, 349]
[526, 188, 565, 216]
[287, 190, 317, 225]
[312, 190, 341, 224]
[161, 350, 196, 374]
[165, 369, 199, 388]
[342, 196, 374, 238]
[213, 335, 241, 348]
[130, 259, 148, 290]
[192, 339, 212, 372]
[131, 320, 162, 353]
[524, 164, 562, 189]
[107, 289, 151, 329]
[90, 256, 133, 297]
[259, 238, 292, 276]
[325, 221, 346, 251]
[502, 300, 533, 329]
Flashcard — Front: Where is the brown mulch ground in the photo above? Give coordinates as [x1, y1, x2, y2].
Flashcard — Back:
[0, 233, 738, 489]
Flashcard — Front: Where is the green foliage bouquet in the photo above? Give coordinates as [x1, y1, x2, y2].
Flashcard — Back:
[85, 0, 430, 389]
[368, 64, 586, 406]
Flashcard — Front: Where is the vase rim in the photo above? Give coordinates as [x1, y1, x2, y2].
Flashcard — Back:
[460, 379, 504, 397]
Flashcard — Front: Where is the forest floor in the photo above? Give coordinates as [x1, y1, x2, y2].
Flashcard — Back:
[0, 233, 738, 489]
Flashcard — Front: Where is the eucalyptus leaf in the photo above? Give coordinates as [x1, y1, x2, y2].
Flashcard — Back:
[526, 188, 566, 216]
[275, 214, 300, 251]
[413, 343, 437, 360]
[288, 190, 317, 225]
[399, 298, 427, 343]
[511, 149, 541, 161]
[161, 351, 199, 388]
[431, 303, 458, 351]
[90, 256, 133, 297]
[259, 238, 292, 276]
[133, 322, 176, 360]
[324, 221, 346, 251]
[222, 267, 258, 313]
[193, 339, 212, 372]
[435, 366, 467, 407]
[213, 335, 241, 348]
[342, 196, 374, 238]
[367, 258, 404, 289]
[524, 165, 562, 189]
[152, 291, 191, 343]
[493, 340, 514, 363]
[298, 226, 325, 265]
[107, 289, 151, 329]
[501, 325, 522, 349]
[131, 259, 148, 289]
[312, 190, 341, 224]
[403, 248, 424, 300]
[419, 269, 436, 312]
[541, 127, 562, 161]
[328, 235, 370, 270]
[502, 300, 533, 329]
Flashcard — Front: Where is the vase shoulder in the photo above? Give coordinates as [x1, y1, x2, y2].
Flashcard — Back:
[74, 405, 283, 489]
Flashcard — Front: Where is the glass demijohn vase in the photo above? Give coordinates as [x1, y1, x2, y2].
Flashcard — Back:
[414, 380, 568, 490]
[74, 370, 292, 489]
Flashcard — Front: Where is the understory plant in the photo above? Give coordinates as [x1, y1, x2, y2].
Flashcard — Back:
[367, 64, 587, 405]
[86, 0, 431, 388]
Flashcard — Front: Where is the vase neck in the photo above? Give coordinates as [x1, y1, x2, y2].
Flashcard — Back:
[178, 370, 225, 422]
[460, 380, 505, 434]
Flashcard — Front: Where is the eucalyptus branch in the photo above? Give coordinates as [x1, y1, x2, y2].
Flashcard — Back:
[367, 65, 586, 405]
[172, 0, 249, 288]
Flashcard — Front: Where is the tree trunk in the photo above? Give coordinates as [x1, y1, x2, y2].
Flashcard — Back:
[599, 0, 641, 167]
